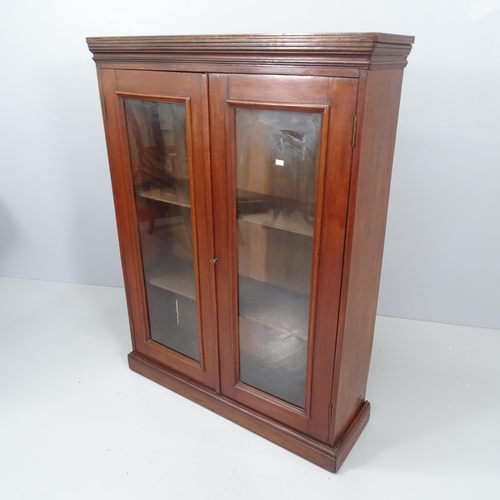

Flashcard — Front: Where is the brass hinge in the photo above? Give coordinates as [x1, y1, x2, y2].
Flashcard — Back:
[352, 115, 358, 148]
[328, 403, 333, 423]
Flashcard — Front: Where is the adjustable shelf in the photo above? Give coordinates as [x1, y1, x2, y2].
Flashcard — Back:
[146, 256, 309, 341]
[238, 211, 314, 237]
[239, 321, 307, 408]
[238, 276, 309, 341]
[237, 189, 314, 237]
[138, 187, 191, 208]
[145, 256, 196, 300]
[151, 323, 200, 360]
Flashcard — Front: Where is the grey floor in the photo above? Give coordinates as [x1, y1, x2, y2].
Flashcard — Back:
[1, 276, 499, 499]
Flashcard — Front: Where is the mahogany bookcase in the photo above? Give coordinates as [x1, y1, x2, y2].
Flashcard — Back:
[88, 33, 414, 472]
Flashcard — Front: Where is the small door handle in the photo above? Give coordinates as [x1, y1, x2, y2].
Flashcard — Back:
[210, 258, 218, 264]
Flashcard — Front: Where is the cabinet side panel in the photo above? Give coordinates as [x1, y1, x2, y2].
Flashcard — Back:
[330, 69, 404, 444]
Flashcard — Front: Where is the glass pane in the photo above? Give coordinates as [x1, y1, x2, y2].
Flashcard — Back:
[235, 108, 322, 408]
[124, 99, 199, 361]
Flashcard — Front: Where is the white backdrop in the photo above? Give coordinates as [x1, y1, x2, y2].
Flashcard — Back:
[0, 0, 499, 329]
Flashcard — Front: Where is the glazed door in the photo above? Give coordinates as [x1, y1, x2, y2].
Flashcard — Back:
[99, 69, 218, 389]
[210, 74, 358, 439]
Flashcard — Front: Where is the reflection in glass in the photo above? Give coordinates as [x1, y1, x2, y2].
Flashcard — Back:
[124, 99, 199, 361]
[235, 108, 322, 407]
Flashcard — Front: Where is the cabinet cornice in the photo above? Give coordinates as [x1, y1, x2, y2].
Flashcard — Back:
[87, 33, 414, 69]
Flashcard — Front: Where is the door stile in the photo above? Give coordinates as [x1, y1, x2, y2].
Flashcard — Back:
[96, 68, 149, 355]
[208, 74, 237, 399]
[306, 77, 359, 441]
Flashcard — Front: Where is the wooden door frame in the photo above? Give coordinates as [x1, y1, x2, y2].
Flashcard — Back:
[210, 73, 359, 440]
[97, 68, 219, 389]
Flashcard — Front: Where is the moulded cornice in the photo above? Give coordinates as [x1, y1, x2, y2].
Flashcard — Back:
[87, 33, 414, 69]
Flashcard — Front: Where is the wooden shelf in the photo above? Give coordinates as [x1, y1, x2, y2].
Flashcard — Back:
[239, 275, 310, 342]
[239, 211, 314, 236]
[151, 323, 200, 361]
[240, 322, 307, 408]
[139, 187, 191, 208]
[146, 257, 310, 342]
[146, 256, 196, 300]
[237, 189, 314, 236]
